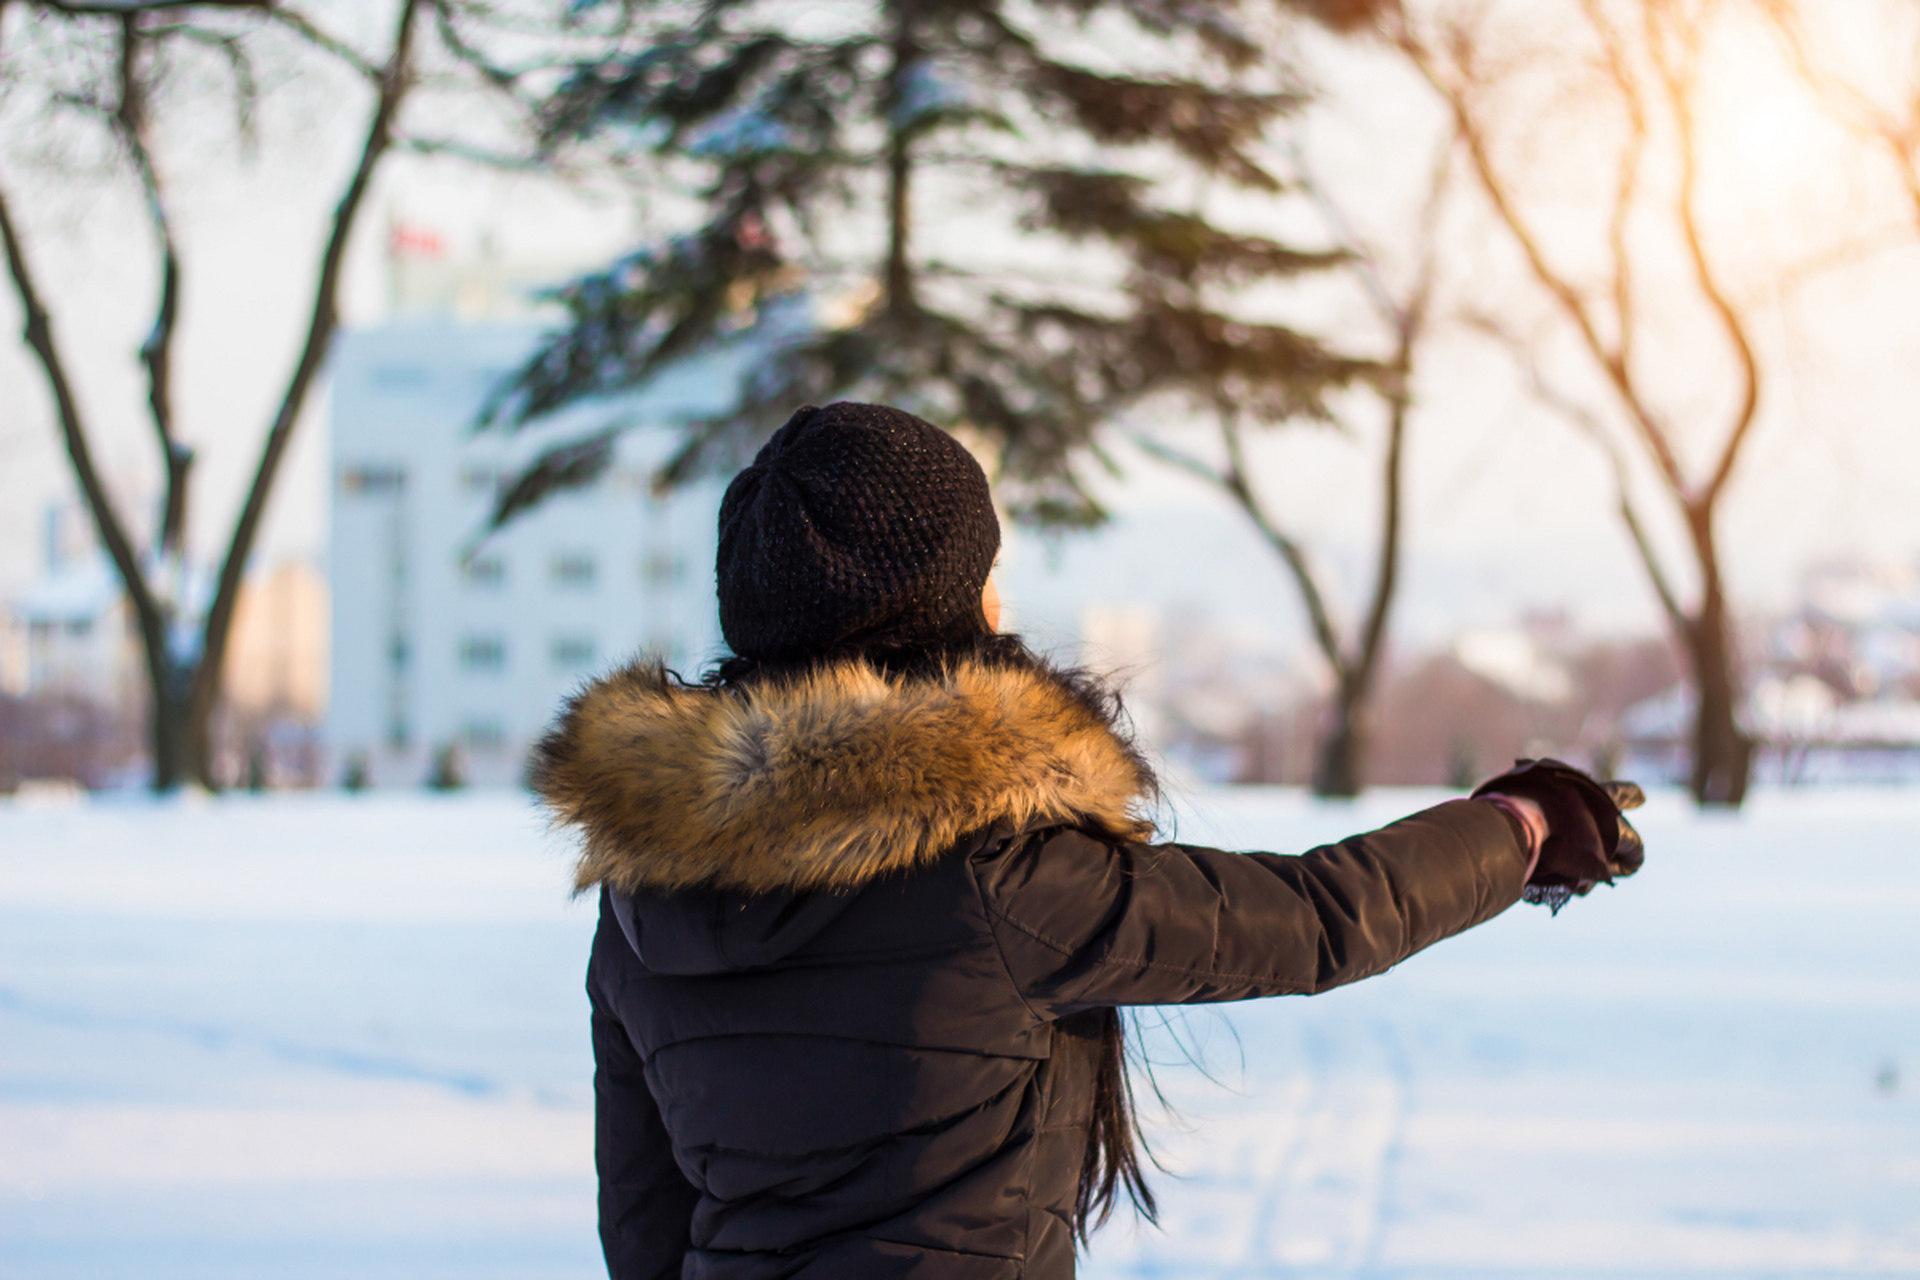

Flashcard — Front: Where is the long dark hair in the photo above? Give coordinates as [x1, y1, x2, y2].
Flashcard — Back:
[705, 611, 1163, 1242]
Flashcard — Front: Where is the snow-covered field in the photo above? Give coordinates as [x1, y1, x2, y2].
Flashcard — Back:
[2, 786, 1916, 1278]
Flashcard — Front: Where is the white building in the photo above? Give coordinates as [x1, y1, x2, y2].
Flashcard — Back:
[328, 322, 732, 786]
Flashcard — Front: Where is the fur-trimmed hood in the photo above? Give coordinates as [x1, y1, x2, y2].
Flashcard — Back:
[533, 657, 1156, 896]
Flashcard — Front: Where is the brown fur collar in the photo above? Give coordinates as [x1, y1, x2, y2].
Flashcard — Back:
[532, 657, 1156, 895]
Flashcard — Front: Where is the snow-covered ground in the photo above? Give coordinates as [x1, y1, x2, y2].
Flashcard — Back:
[2, 786, 1916, 1278]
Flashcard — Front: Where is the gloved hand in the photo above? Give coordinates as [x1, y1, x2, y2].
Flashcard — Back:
[1473, 758, 1646, 913]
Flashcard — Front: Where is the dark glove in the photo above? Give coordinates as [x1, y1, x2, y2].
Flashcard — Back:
[1473, 758, 1646, 913]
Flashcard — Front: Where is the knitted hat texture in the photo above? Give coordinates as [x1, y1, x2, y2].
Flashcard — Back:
[717, 403, 1001, 661]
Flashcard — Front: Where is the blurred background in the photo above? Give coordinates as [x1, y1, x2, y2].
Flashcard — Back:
[2, 0, 1917, 1275]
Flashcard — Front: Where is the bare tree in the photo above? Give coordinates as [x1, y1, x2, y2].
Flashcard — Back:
[1378, 0, 1768, 805]
[0, 0, 571, 789]
[1135, 125, 1453, 796]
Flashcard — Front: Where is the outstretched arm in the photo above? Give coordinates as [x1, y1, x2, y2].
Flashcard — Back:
[976, 798, 1533, 1014]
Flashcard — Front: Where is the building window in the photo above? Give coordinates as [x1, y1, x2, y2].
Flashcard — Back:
[463, 555, 505, 587]
[460, 635, 506, 671]
[461, 719, 505, 752]
[552, 554, 596, 587]
[339, 465, 406, 495]
[551, 636, 596, 669]
[63, 618, 93, 638]
[459, 466, 500, 496]
[641, 552, 682, 586]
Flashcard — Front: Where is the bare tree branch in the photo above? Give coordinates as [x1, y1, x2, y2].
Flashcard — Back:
[1277, 120, 1452, 701]
[1128, 421, 1346, 681]
[1278, 128, 1399, 323]
[1768, 221, 1914, 294]
[151, 21, 262, 147]
[397, 134, 544, 169]
[113, 9, 194, 554]
[49, 88, 112, 118]
[1126, 427, 1220, 485]
[1386, 3, 1693, 499]
[33, 0, 384, 88]
[35, 0, 271, 15]
[1224, 413, 1349, 679]
[188, 0, 425, 733]
[430, 0, 516, 94]
[1580, 0, 1646, 371]
[0, 178, 170, 665]
[1643, 2, 1760, 509]
[1463, 308, 1691, 639]
[1384, 0, 1762, 803]
[262, 5, 380, 79]
[1762, 0, 1920, 225]
[1354, 129, 1452, 696]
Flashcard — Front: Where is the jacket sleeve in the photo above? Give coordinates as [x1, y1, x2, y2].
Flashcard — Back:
[588, 906, 699, 1280]
[973, 798, 1529, 1014]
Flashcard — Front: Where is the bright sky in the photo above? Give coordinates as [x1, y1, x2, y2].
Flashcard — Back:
[2, 2, 1917, 647]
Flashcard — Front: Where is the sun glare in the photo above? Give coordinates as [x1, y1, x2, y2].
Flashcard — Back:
[1688, 15, 1868, 259]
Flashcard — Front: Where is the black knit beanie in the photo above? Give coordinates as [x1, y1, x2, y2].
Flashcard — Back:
[716, 402, 1001, 662]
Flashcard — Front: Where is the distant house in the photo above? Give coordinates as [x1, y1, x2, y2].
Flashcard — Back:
[1621, 560, 1920, 785]
[326, 322, 737, 787]
[4, 553, 142, 707]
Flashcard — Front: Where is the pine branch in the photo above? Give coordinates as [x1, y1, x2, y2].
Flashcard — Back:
[1027, 166, 1346, 283]
[485, 428, 620, 532]
[487, 0, 1367, 541]
[488, 200, 792, 428]
[1037, 0, 1261, 67]
[1030, 60, 1294, 190]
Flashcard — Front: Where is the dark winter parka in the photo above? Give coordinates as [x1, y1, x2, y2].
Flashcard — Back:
[535, 655, 1532, 1280]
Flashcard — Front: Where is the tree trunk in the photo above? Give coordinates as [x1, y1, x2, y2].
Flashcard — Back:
[1312, 680, 1370, 799]
[882, 0, 918, 319]
[183, 662, 218, 788]
[1686, 585, 1752, 807]
[149, 680, 193, 791]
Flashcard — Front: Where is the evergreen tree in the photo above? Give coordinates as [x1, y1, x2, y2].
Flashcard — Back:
[485, 0, 1383, 528]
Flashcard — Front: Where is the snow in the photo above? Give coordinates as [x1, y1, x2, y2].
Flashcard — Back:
[4, 786, 1919, 1278]
[1452, 628, 1574, 704]
[684, 105, 794, 160]
[7, 556, 123, 623]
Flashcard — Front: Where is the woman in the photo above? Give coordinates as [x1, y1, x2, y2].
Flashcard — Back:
[534, 402, 1644, 1280]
